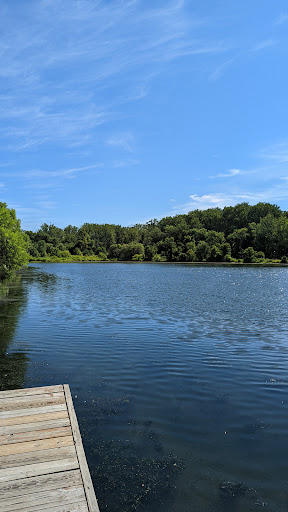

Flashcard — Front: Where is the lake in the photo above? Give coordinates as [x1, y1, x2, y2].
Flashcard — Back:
[1, 263, 288, 511]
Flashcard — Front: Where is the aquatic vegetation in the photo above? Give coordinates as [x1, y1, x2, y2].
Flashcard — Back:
[77, 395, 184, 512]
[89, 396, 131, 419]
[218, 481, 266, 509]
[0, 352, 28, 391]
[91, 435, 184, 512]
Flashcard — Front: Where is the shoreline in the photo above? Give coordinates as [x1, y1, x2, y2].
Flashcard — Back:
[28, 260, 288, 267]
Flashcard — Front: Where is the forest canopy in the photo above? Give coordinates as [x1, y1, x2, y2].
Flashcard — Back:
[0, 202, 29, 280]
[25, 202, 288, 264]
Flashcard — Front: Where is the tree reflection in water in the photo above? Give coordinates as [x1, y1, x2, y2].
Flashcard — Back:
[0, 275, 29, 391]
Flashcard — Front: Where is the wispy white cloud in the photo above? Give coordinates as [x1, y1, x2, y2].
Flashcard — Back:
[34, 200, 57, 209]
[112, 159, 140, 168]
[273, 13, 288, 26]
[250, 39, 277, 52]
[22, 183, 55, 190]
[174, 193, 237, 212]
[259, 141, 288, 163]
[210, 56, 238, 81]
[210, 36, 277, 81]
[0, 0, 224, 152]
[26, 164, 104, 179]
[173, 183, 288, 213]
[210, 168, 243, 178]
[6, 138, 49, 152]
[173, 137, 288, 214]
[106, 133, 134, 152]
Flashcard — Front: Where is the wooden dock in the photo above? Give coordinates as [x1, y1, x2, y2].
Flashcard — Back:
[0, 384, 100, 512]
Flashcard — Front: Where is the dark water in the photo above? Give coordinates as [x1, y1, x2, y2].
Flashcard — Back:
[1, 263, 288, 511]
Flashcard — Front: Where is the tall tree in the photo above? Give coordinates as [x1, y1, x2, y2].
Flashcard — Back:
[0, 203, 29, 280]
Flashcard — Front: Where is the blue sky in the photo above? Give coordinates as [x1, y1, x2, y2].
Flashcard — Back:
[1, 0, 288, 230]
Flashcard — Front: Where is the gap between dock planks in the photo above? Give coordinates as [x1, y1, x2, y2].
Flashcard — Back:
[0, 384, 100, 512]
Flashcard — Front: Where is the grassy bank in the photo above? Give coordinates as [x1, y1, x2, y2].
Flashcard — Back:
[29, 256, 288, 265]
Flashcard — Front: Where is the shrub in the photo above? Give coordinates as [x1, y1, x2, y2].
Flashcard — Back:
[152, 253, 163, 262]
[72, 247, 82, 256]
[97, 252, 108, 261]
[60, 250, 71, 259]
[242, 247, 257, 263]
[255, 251, 265, 261]
[132, 254, 144, 261]
[223, 254, 233, 262]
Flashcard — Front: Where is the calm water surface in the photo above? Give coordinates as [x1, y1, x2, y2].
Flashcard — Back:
[1, 263, 288, 511]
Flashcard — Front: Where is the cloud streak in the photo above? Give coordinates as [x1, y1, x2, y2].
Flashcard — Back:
[174, 183, 288, 213]
[0, 0, 224, 152]
[210, 168, 243, 178]
[21, 164, 104, 180]
[174, 138, 288, 214]
[250, 39, 277, 52]
[259, 141, 288, 163]
[106, 133, 134, 152]
[274, 13, 288, 26]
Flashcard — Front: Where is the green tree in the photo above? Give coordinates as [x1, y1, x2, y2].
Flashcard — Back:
[157, 237, 177, 261]
[145, 244, 157, 261]
[222, 203, 250, 234]
[37, 240, 47, 257]
[242, 247, 257, 263]
[185, 240, 196, 262]
[119, 242, 145, 260]
[227, 228, 249, 258]
[198, 208, 223, 232]
[25, 201, 288, 264]
[247, 202, 281, 224]
[195, 241, 210, 261]
[253, 214, 279, 258]
[207, 245, 222, 262]
[206, 230, 225, 247]
[0, 203, 29, 280]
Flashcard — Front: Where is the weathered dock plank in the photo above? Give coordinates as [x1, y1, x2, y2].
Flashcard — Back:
[0, 445, 76, 469]
[0, 416, 70, 435]
[0, 403, 67, 419]
[0, 385, 100, 512]
[0, 469, 83, 498]
[0, 409, 69, 427]
[0, 392, 66, 411]
[0, 385, 63, 399]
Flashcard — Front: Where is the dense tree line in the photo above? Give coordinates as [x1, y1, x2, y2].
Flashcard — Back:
[0, 203, 29, 280]
[25, 202, 288, 264]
